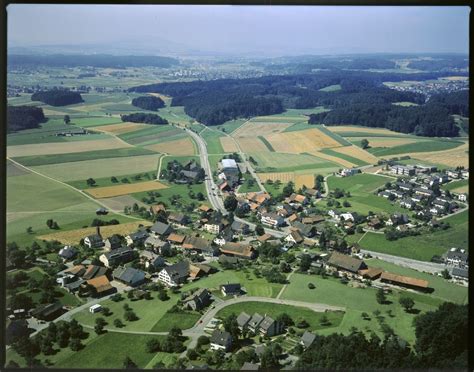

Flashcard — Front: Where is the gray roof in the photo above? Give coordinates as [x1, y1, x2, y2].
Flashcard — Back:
[237, 312, 251, 327]
[128, 230, 149, 241]
[181, 170, 199, 179]
[86, 234, 102, 243]
[104, 246, 134, 260]
[164, 261, 189, 279]
[327, 252, 366, 273]
[301, 331, 316, 348]
[210, 329, 232, 346]
[221, 283, 241, 293]
[447, 250, 468, 262]
[248, 313, 264, 329]
[113, 266, 145, 285]
[58, 246, 77, 259]
[259, 315, 276, 332]
[231, 220, 249, 231]
[150, 221, 172, 235]
[452, 267, 468, 278]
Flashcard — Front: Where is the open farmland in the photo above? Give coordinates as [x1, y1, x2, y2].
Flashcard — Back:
[90, 122, 150, 135]
[201, 128, 226, 154]
[71, 116, 123, 127]
[442, 179, 469, 194]
[325, 145, 378, 165]
[349, 136, 419, 148]
[258, 172, 317, 189]
[310, 150, 355, 168]
[145, 137, 196, 155]
[233, 121, 293, 136]
[118, 125, 186, 146]
[7, 137, 130, 157]
[38, 220, 152, 245]
[327, 125, 405, 136]
[250, 152, 340, 173]
[368, 139, 464, 157]
[96, 195, 148, 211]
[85, 180, 168, 198]
[30, 154, 160, 181]
[219, 136, 239, 152]
[235, 136, 270, 153]
[401, 141, 469, 168]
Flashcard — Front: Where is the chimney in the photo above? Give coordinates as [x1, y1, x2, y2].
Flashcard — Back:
[96, 225, 101, 237]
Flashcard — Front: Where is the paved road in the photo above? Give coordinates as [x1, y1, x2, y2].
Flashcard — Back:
[361, 249, 447, 274]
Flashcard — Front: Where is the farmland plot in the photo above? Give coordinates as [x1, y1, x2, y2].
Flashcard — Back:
[266, 128, 341, 153]
[85, 180, 168, 198]
[90, 122, 151, 135]
[407, 141, 469, 168]
[219, 137, 239, 152]
[145, 137, 196, 155]
[330, 145, 379, 164]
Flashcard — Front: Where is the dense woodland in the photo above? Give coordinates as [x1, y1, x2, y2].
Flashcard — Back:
[31, 90, 83, 107]
[8, 54, 179, 68]
[121, 113, 168, 124]
[131, 96, 165, 111]
[407, 56, 468, 71]
[130, 70, 467, 135]
[7, 105, 47, 133]
[296, 302, 468, 370]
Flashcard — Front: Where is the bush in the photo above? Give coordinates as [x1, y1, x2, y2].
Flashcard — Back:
[308, 282, 315, 289]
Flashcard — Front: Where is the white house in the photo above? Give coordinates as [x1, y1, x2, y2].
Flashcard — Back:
[158, 261, 189, 287]
[260, 212, 284, 227]
[203, 222, 222, 234]
[340, 212, 354, 222]
[458, 193, 468, 202]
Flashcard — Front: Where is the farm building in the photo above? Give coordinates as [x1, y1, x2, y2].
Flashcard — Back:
[327, 252, 367, 274]
[86, 275, 115, 297]
[300, 331, 316, 349]
[58, 246, 77, 261]
[380, 272, 430, 292]
[31, 302, 64, 321]
[113, 266, 146, 287]
[104, 235, 122, 251]
[220, 242, 255, 259]
[359, 267, 384, 280]
[150, 221, 173, 237]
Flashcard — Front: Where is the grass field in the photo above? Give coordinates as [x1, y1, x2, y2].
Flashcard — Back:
[235, 137, 270, 153]
[7, 137, 129, 157]
[327, 125, 408, 136]
[368, 139, 464, 157]
[442, 179, 469, 194]
[350, 136, 419, 148]
[150, 311, 201, 332]
[250, 152, 339, 172]
[201, 128, 226, 154]
[258, 136, 276, 152]
[320, 148, 370, 167]
[404, 141, 469, 168]
[31, 155, 160, 181]
[216, 302, 345, 332]
[319, 84, 342, 92]
[358, 210, 469, 261]
[90, 122, 151, 134]
[12, 147, 157, 167]
[213, 119, 247, 134]
[281, 273, 444, 344]
[67, 171, 158, 190]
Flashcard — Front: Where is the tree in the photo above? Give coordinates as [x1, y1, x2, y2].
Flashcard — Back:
[361, 138, 369, 149]
[123, 356, 138, 369]
[222, 314, 240, 341]
[69, 338, 83, 351]
[94, 317, 106, 334]
[86, 178, 96, 187]
[376, 288, 386, 304]
[63, 115, 70, 124]
[224, 195, 238, 211]
[102, 307, 111, 316]
[26, 226, 33, 234]
[124, 310, 138, 321]
[255, 223, 265, 236]
[441, 269, 452, 279]
[196, 335, 210, 348]
[308, 282, 315, 289]
[282, 181, 295, 197]
[111, 176, 119, 183]
[399, 296, 415, 312]
[299, 254, 312, 272]
[187, 348, 198, 360]
[146, 338, 161, 353]
[114, 319, 124, 328]
[276, 313, 294, 328]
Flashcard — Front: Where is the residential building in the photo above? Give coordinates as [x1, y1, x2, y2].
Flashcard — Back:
[451, 267, 468, 281]
[446, 248, 469, 268]
[220, 242, 255, 259]
[261, 212, 285, 227]
[259, 315, 283, 337]
[125, 230, 149, 247]
[113, 266, 146, 287]
[144, 235, 170, 252]
[458, 193, 468, 202]
[82, 265, 108, 280]
[340, 168, 359, 177]
[99, 247, 135, 268]
[247, 313, 264, 334]
[104, 235, 122, 251]
[221, 283, 241, 296]
[327, 252, 367, 274]
[86, 275, 115, 297]
[58, 246, 77, 261]
[300, 331, 316, 349]
[210, 329, 233, 351]
[237, 312, 251, 330]
[182, 288, 211, 311]
[391, 165, 415, 176]
[140, 250, 165, 269]
[167, 233, 186, 245]
[84, 233, 104, 249]
[285, 230, 304, 245]
[150, 221, 173, 237]
[158, 261, 189, 287]
[168, 212, 189, 226]
[231, 220, 250, 235]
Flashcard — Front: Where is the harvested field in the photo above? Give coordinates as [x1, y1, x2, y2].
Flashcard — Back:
[295, 174, 316, 189]
[266, 128, 341, 153]
[258, 172, 295, 184]
[37, 221, 152, 245]
[7, 137, 130, 157]
[145, 137, 196, 155]
[97, 195, 149, 211]
[405, 142, 469, 168]
[348, 137, 419, 148]
[331, 145, 379, 164]
[7, 160, 30, 177]
[85, 180, 168, 198]
[31, 155, 160, 181]
[91, 122, 150, 135]
[235, 137, 270, 153]
[220, 137, 239, 153]
[310, 150, 355, 168]
[362, 165, 384, 174]
[232, 121, 292, 137]
[328, 126, 402, 136]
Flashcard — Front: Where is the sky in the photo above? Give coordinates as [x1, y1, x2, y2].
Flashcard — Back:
[7, 5, 470, 56]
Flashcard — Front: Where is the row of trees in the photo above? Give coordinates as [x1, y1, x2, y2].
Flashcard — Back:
[121, 112, 168, 124]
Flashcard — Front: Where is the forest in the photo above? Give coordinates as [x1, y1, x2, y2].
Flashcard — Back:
[8, 54, 179, 68]
[7, 105, 47, 133]
[121, 113, 168, 124]
[131, 96, 165, 111]
[407, 56, 468, 71]
[296, 302, 467, 370]
[129, 70, 466, 135]
[31, 90, 84, 107]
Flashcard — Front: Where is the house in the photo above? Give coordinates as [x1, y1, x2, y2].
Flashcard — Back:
[58, 246, 77, 261]
[31, 302, 64, 321]
[379, 191, 392, 199]
[183, 236, 214, 256]
[302, 215, 325, 225]
[113, 266, 146, 287]
[305, 188, 320, 198]
[285, 230, 304, 245]
[397, 182, 413, 191]
[300, 331, 316, 349]
[183, 288, 211, 311]
[99, 246, 135, 268]
[288, 214, 298, 223]
[261, 212, 285, 227]
[340, 212, 354, 222]
[150, 221, 173, 237]
[458, 193, 468, 202]
[328, 209, 341, 219]
[149, 203, 166, 215]
[168, 212, 189, 226]
[104, 235, 122, 251]
[259, 315, 283, 337]
[140, 250, 165, 269]
[380, 272, 429, 292]
[400, 198, 415, 209]
[256, 233, 272, 244]
[220, 242, 255, 259]
[86, 275, 115, 297]
[341, 168, 359, 177]
[288, 193, 309, 205]
[461, 170, 469, 179]
[158, 261, 189, 287]
[386, 213, 408, 227]
[327, 252, 367, 274]
[247, 313, 264, 333]
[391, 165, 415, 176]
[414, 188, 434, 197]
[390, 190, 404, 199]
[231, 221, 250, 235]
[291, 222, 317, 238]
[210, 329, 233, 351]
[447, 170, 460, 179]
[446, 248, 469, 268]
[198, 205, 213, 214]
[221, 283, 241, 296]
[82, 265, 108, 280]
[84, 233, 104, 249]
[144, 235, 170, 252]
[168, 233, 186, 245]
[358, 267, 384, 280]
[237, 312, 251, 330]
[451, 267, 468, 281]
[125, 230, 149, 247]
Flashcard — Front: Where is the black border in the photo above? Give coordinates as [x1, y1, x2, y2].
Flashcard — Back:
[0, 1, 472, 372]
